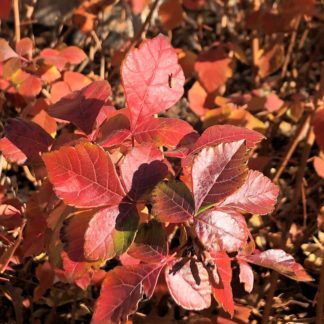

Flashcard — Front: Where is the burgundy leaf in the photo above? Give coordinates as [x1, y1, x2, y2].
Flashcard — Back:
[127, 220, 167, 263]
[165, 259, 211, 310]
[92, 264, 164, 323]
[43, 142, 125, 208]
[134, 117, 195, 149]
[61, 209, 93, 262]
[238, 259, 254, 293]
[4, 118, 53, 159]
[220, 170, 279, 215]
[194, 208, 249, 253]
[60, 251, 102, 290]
[152, 181, 194, 223]
[48, 80, 111, 134]
[84, 204, 138, 261]
[121, 34, 185, 129]
[243, 249, 312, 281]
[192, 141, 248, 211]
[120, 144, 168, 199]
[210, 251, 234, 317]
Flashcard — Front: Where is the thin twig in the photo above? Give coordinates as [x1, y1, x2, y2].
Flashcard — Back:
[13, 0, 21, 42]
[0, 219, 26, 274]
[127, 0, 160, 52]
[251, 0, 260, 87]
[281, 16, 301, 78]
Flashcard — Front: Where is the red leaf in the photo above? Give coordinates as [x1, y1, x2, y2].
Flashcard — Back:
[314, 155, 324, 178]
[210, 251, 234, 317]
[121, 34, 185, 129]
[192, 141, 248, 211]
[127, 220, 167, 263]
[60, 251, 102, 290]
[40, 46, 86, 70]
[195, 45, 233, 93]
[50, 81, 71, 103]
[4, 118, 53, 159]
[84, 205, 138, 261]
[92, 264, 164, 323]
[188, 80, 214, 117]
[158, 0, 184, 31]
[120, 144, 168, 199]
[134, 117, 195, 149]
[59, 46, 87, 65]
[17, 74, 42, 97]
[64, 71, 91, 91]
[194, 208, 249, 253]
[34, 262, 55, 301]
[0, 0, 12, 20]
[0, 39, 19, 62]
[48, 80, 111, 134]
[219, 170, 279, 215]
[152, 181, 194, 223]
[127, 0, 148, 14]
[190, 125, 264, 155]
[165, 259, 211, 310]
[43, 142, 125, 208]
[183, 0, 205, 10]
[96, 113, 131, 148]
[238, 259, 254, 293]
[0, 137, 27, 164]
[16, 38, 33, 59]
[257, 44, 285, 79]
[61, 209, 93, 262]
[243, 249, 312, 281]
[40, 48, 67, 70]
[313, 108, 324, 152]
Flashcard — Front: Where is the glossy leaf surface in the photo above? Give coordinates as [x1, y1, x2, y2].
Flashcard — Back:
[243, 249, 312, 281]
[220, 170, 279, 215]
[194, 208, 249, 253]
[192, 141, 248, 210]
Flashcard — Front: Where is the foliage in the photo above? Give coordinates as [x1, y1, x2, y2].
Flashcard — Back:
[0, 33, 313, 323]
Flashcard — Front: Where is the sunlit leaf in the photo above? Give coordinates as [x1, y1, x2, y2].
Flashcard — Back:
[121, 34, 185, 129]
[220, 170, 279, 215]
[165, 259, 211, 310]
[43, 142, 125, 208]
[194, 208, 249, 253]
[192, 141, 248, 210]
